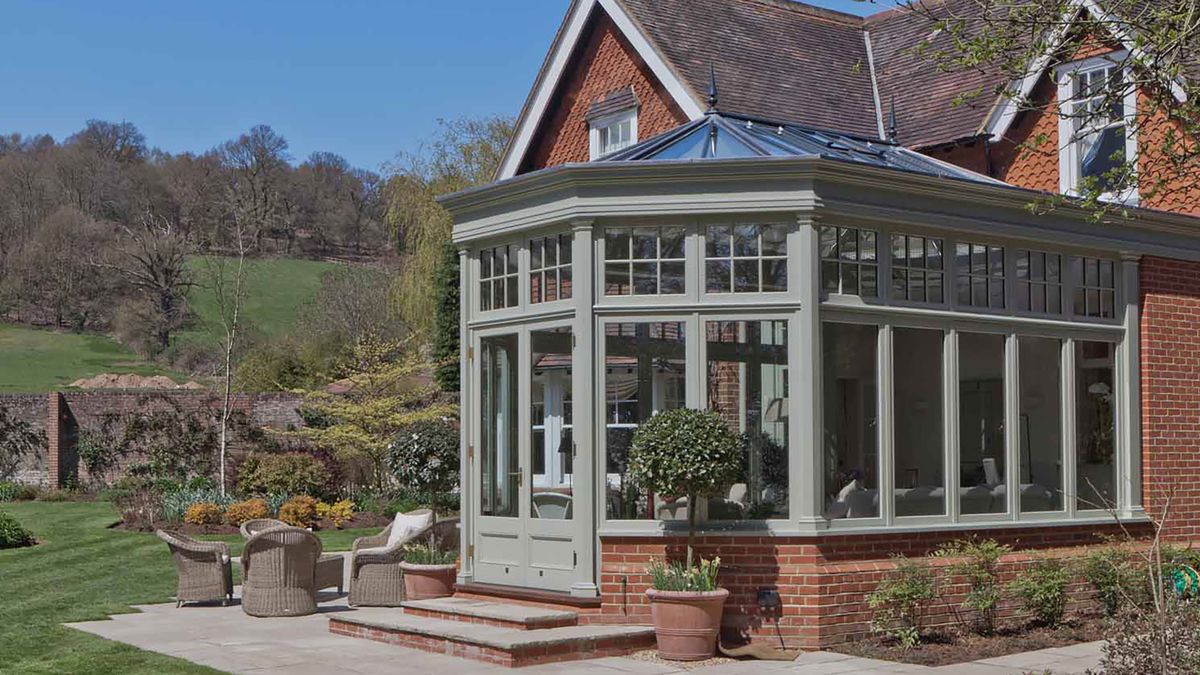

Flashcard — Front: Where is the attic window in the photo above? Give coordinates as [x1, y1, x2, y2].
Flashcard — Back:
[587, 88, 639, 159]
[1056, 53, 1137, 203]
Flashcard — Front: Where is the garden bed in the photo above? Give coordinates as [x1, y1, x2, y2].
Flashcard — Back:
[831, 615, 1107, 667]
[116, 511, 392, 535]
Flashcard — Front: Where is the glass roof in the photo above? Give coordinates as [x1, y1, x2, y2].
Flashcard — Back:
[598, 113, 1001, 185]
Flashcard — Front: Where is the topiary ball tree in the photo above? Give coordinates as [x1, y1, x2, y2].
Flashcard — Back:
[627, 408, 742, 569]
[386, 417, 460, 520]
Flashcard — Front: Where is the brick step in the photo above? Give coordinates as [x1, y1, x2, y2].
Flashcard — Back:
[330, 610, 656, 668]
[401, 597, 578, 630]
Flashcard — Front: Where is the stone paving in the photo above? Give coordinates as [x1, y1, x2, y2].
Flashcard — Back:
[66, 591, 1105, 674]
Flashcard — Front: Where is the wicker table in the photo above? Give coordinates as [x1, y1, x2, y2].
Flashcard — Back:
[316, 553, 344, 593]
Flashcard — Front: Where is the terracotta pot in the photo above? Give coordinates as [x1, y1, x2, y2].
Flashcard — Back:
[399, 562, 457, 600]
[645, 587, 729, 661]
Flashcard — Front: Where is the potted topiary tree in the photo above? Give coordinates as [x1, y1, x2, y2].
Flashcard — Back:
[627, 408, 742, 661]
[386, 417, 460, 521]
[400, 534, 459, 599]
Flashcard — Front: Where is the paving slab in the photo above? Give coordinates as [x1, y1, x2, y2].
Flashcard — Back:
[401, 596, 578, 627]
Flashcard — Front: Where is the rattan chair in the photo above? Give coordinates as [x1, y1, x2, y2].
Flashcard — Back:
[239, 518, 288, 539]
[240, 526, 324, 617]
[348, 516, 459, 607]
[156, 530, 234, 607]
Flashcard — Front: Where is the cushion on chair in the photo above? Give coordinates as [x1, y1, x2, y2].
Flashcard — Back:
[385, 510, 433, 548]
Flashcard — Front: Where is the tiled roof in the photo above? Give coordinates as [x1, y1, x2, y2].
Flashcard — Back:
[586, 87, 640, 122]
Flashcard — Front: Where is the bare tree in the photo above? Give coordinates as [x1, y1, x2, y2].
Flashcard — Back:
[205, 214, 251, 496]
[219, 125, 291, 251]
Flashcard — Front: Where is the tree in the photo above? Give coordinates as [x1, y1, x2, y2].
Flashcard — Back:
[386, 417, 459, 519]
[431, 242, 460, 392]
[905, 0, 1200, 219]
[384, 116, 513, 338]
[13, 206, 111, 329]
[219, 125, 291, 251]
[206, 214, 250, 496]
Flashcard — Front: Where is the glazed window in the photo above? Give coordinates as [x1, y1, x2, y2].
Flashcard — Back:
[603, 227, 686, 296]
[1072, 256, 1116, 318]
[590, 109, 637, 159]
[479, 244, 519, 311]
[820, 226, 878, 297]
[890, 234, 944, 303]
[955, 242, 1005, 309]
[1060, 57, 1135, 201]
[529, 234, 572, 304]
[705, 223, 788, 293]
[1016, 250, 1063, 314]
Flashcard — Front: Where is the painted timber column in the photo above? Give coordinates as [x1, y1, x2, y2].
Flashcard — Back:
[792, 213, 826, 530]
[569, 218, 599, 598]
[457, 246, 474, 586]
[1118, 253, 1142, 516]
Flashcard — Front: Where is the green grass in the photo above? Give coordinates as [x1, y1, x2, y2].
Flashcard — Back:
[0, 324, 178, 393]
[0, 502, 382, 674]
[179, 257, 341, 348]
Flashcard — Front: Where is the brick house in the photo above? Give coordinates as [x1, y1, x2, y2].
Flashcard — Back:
[440, 0, 1200, 648]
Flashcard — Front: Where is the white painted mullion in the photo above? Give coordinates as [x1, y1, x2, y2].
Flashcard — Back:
[1063, 338, 1078, 519]
[1004, 333, 1020, 520]
[946, 329, 961, 523]
[1119, 255, 1142, 513]
[879, 324, 895, 526]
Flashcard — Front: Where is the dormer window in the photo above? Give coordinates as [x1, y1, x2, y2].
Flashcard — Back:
[1057, 53, 1137, 203]
[587, 88, 639, 159]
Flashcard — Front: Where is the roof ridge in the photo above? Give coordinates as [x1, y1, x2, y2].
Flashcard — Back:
[740, 0, 866, 26]
[865, 0, 950, 25]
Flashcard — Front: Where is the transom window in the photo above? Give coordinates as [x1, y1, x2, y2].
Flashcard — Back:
[480, 244, 518, 311]
[530, 234, 573, 304]
[1072, 256, 1117, 318]
[820, 226, 878, 297]
[705, 223, 788, 293]
[1059, 55, 1135, 201]
[1016, 250, 1063, 314]
[890, 234, 944, 303]
[955, 242, 1005, 309]
[603, 227, 686, 296]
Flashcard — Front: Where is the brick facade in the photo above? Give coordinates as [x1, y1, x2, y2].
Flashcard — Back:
[518, 9, 689, 174]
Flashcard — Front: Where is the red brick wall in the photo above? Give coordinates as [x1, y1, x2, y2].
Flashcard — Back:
[1140, 256, 1200, 538]
[518, 9, 689, 174]
[600, 523, 1143, 648]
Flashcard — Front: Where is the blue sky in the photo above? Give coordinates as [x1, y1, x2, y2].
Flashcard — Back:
[0, 0, 880, 172]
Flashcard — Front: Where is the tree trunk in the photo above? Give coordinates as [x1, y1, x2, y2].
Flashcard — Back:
[686, 494, 697, 570]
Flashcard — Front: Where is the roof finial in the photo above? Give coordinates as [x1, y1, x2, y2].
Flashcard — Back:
[706, 63, 719, 114]
[886, 95, 898, 142]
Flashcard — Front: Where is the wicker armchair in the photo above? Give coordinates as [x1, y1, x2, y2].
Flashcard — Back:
[240, 526, 324, 617]
[156, 530, 233, 607]
[349, 515, 459, 607]
[239, 518, 288, 539]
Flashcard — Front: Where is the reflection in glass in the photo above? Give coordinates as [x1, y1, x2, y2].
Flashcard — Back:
[604, 323, 687, 519]
[959, 333, 1006, 515]
[823, 323, 878, 520]
[1076, 341, 1116, 510]
[530, 327, 574, 520]
[1020, 337, 1063, 512]
[893, 328, 945, 516]
[480, 334, 519, 517]
[705, 321, 789, 520]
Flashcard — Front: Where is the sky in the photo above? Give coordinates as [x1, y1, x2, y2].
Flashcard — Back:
[0, 0, 881, 173]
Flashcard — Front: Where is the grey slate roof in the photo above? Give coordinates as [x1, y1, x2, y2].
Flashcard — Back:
[598, 112, 1004, 185]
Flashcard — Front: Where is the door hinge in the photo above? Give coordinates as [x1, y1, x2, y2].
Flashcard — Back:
[572, 441, 578, 458]
[468, 445, 474, 461]
[468, 544, 475, 559]
[468, 346, 474, 361]
[517, 471, 524, 487]
[573, 551, 578, 568]
[572, 333, 577, 350]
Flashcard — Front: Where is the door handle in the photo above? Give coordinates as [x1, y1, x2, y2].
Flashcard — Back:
[509, 471, 523, 487]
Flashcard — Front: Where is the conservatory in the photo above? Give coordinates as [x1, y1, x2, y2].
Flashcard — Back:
[442, 112, 1155, 598]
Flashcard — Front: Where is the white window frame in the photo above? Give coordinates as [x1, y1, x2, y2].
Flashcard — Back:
[1057, 51, 1138, 205]
[589, 108, 638, 160]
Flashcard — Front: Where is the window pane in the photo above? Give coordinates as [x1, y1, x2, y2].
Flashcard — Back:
[733, 224, 759, 257]
[707, 225, 731, 258]
[506, 245, 518, 274]
[481, 249, 493, 279]
[605, 322, 687, 520]
[530, 272, 542, 304]
[734, 259, 759, 293]
[481, 334, 519, 518]
[660, 261, 686, 294]
[706, 260, 731, 293]
[706, 321, 789, 520]
[959, 332, 1007, 515]
[632, 262, 658, 294]
[545, 272, 558, 303]
[531, 328, 574, 519]
[822, 260, 839, 294]
[1020, 337, 1063, 512]
[861, 231, 877, 262]
[819, 226, 838, 259]
[762, 224, 788, 256]
[560, 266, 573, 300]
[493, 278, 505, 308]
[894, 328, 945, 516]
[505, 276, 518, 308]
[530, 238, 543, 270]
[559, 233, 572, 264]
[605, 230, 629, 260]
[823, 323, 878, 520]
[762, 259, 787, 293]
[661, 227, 686, 259]
[480, 281, 492, 311]
[926, 239, 942, 270]
[633, 228, 657, 259]
[928, 272, 943, 303]
[1076, 341, 1116, 510]
[605, 263, 630, 296]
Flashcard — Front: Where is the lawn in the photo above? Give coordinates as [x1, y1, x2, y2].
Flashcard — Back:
[0, 323, 179, 393]
[0, 501, 377, 674]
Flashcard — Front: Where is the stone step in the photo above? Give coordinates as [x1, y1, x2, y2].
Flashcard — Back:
[330, 610, 656, 668]
[401, 597, 578, 630]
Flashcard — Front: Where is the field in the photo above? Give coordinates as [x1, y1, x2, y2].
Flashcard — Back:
[0, 257, 341, 393]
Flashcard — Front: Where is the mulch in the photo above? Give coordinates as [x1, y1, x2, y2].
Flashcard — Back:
[830, 614, 1107, 667]
[117, 511, 392, 535]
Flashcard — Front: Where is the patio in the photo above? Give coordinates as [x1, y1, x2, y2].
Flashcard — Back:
[66, 590, 1106, 674]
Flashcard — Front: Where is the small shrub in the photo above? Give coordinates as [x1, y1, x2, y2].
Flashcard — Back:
[1083, 545, 1136, 616]
[405, 534, 458, 565]
[236, 452, 334, 499]
[386, 418, 460, 519]
[647, 557, 721, 592]
[263, 492, 290, 517]
[160, 487, 232, 523]
[1009, 558, 1070, 627]
[224, 498, 270, 527]
[183, 502, 224, 526]
[0, 510, 35, 549]
[0, 481, 38, 502]
[934, 537, 1012, 635]
[1102, 598, 1200, 674]
[316, 499, 355, 529]
[36, 489, 73, 503]
[278, 495, 319, 528]
[114, 488, 161, 531]
[868, 555, 938, 649]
